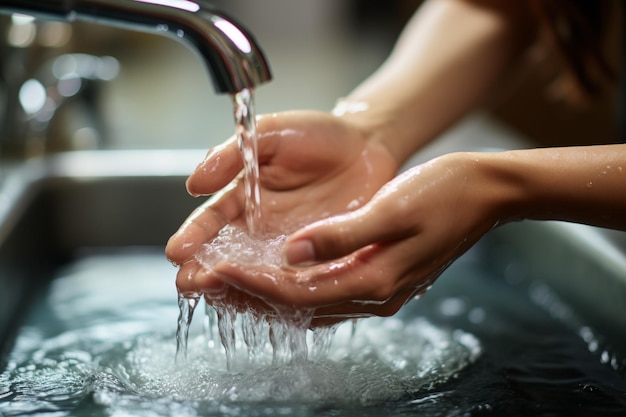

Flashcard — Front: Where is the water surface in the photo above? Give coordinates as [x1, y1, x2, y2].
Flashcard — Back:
[1, 246, 625, 416]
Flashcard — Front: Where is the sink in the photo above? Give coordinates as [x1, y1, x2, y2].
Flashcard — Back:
[485, 220, 626, 349]
[1, 149, 625, 415]
[0, 150, 204, 359]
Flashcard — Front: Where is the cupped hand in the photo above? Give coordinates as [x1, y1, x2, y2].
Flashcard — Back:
[206, 152, 514, 326]
[165, 110, 399, 305]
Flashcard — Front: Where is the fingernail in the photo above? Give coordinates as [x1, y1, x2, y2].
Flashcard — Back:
[186, 151, 218, 197]
[284, 240, 316, 266]
[185, 176, 197, 196]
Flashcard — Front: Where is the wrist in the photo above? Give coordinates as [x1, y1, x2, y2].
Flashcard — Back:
[332, 97, 418, 168]
[479, 145, 626, 230]
[454, 151, 530, 226]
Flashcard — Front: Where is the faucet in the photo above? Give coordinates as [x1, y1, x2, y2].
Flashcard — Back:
[0, 0, 272, 94]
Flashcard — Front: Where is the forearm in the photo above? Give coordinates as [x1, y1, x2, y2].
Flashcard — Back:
[336, 0, 534, 166]
[481, 144, 626, 231]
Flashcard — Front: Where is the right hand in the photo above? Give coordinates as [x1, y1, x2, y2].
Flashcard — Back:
[207, 152, 513, 326]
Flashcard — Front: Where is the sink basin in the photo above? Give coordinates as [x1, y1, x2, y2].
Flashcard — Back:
[485, 220, 626, 349]
[0, 150, 204, 359]
[1, 150, 625, 415]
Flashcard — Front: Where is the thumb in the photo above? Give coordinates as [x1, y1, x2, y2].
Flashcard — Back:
[283, 204, 409, 266]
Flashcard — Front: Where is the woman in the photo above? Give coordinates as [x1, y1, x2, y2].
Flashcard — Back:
[166, 0, 625, 326]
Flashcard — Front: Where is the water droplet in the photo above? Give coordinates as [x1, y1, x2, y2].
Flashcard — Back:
[347, 199, 360, 210]
[601, 350, 610, 363]
[585, 181, 593, 189]
[468, 307, 486, 324]
[439, 297, 466, 316]
[581, 383, 599, 393]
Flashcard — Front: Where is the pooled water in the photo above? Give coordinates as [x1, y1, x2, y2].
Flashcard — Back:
[2, 249, 626, 416]
[0, 252, 482, 416]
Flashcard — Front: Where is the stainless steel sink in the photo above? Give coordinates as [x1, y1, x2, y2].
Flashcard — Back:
[0, 150, 204, 359]
[485, 220, 626, 351]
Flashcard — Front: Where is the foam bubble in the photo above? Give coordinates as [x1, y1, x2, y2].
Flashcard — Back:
[1, 299, 481, 415]
[127, 317, 480, 406]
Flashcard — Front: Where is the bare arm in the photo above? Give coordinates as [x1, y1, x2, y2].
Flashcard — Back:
[496, 144, 626, 230]
[166, 0, 625, 320]
[338, 0, 535, 165]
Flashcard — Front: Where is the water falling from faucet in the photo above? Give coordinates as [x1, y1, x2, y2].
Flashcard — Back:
[233, 88, 264, 236]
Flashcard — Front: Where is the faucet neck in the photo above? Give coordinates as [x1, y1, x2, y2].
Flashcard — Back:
[0, 0, 72, 20]
[0, 0, 272, 94]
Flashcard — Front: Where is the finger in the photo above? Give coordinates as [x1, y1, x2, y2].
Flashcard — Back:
[186, 114, 291, 197]
[283, 201, 413, 267]
[313, 285, 425, 320]
[186, 136, 242, 196]
[309, 316, 356, 328]
[176, 260, 227, 295]
[204, 286, 279, 316]
[175, 261, 201, 294]
[176, 263, 276, 316]
[165, 182, 245, 264]
[211, 245, 404, 309]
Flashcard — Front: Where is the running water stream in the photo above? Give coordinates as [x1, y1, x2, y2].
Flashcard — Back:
[233, 89, 264, 237]
[175, 88, 316, 368]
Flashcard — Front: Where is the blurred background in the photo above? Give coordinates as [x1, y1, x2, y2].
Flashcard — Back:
[0, 0, 622, 155]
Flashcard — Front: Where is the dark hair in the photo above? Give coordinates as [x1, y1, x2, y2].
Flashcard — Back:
[528, 0, 620, 102]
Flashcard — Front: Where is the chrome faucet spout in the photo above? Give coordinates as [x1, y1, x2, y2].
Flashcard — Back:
[0, 0, 272, 94]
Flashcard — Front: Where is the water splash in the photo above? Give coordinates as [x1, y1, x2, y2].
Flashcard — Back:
[0, 313, 481, 416]
[195, 224, 287, 269]
[175, 292, 201, 362]
[189, 87, 315, 367]
[178, 86, 458, 388]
